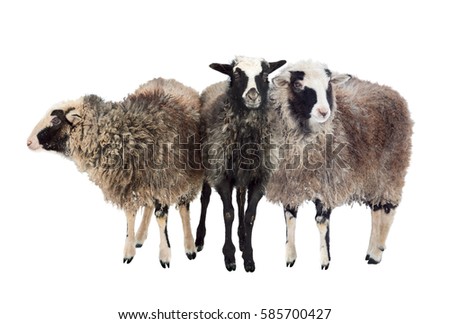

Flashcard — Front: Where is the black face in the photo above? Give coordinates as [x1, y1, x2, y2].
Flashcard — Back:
[37, 109, 71, 153]
[230, 66, 251, 101]
[288, 71, 318, 122]
[254, 63, 270, 102]
[209, 59, 286, 110]
[230, 63, 270, 109]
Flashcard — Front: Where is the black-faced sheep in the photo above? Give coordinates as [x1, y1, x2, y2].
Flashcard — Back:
[266, 60, 413, 269]
[27, 78, 203, 268]
[195, 56, 286, 272]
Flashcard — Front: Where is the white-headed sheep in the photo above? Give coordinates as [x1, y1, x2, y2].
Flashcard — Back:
[27, 78, 203, 268]
[266, 60, 413, 269]
[195, 56, 286, 272]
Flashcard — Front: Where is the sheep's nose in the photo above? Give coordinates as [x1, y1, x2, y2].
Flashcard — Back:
[318, 107, 329, 117]
[27, 140, 32, 147]
[246, 88, 259, 101]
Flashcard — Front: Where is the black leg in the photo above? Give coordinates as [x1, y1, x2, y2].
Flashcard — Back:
[236, 187, 246, 252]
[216, 180, 236, 271]
[242, 182, 264, 272]
[195, 181, 211, 252]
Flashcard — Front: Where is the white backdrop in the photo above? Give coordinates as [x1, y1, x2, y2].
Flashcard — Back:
[1, 0, 448, 323]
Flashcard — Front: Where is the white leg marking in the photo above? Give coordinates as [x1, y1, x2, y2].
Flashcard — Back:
[156, 214, 171, 267]
[379, 209, 395, 248]
[316, 219, 330, 269]
[179, 204, 196, 260]
[367, 208, 395, 264]
[285, 210, 297, 267]
[367, 209, 381, 261]
[123, 208, 138, 263]
[136, 205, 153, 247]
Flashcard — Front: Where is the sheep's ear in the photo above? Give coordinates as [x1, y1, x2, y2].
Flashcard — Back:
[272, 76, 289, 88]
[66, 109, 82, 125]
[268, 60, 287, 74]
[331, 73, 352, 85]
[209, 63, 233, 76]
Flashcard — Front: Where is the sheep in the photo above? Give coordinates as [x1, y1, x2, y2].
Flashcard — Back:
[266, 60, 413, 269]
[195, 56, 286, 272]
[27, 78, 203, 268]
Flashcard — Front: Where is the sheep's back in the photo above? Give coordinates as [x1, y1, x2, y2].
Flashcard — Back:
[79, 79, 203, 209]
[335, 77, 412, 204]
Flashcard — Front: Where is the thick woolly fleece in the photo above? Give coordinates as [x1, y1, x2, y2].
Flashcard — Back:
[201, 81, 280, 190]
[39, 78, 203, 210]
[266, 72, 413, 209]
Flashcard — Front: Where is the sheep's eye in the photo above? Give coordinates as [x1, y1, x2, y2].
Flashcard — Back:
[262, 73, 269, 82]
[233, 71, 240, 80]
[51, 116, 61, 126]
[293, 80, 303, 89]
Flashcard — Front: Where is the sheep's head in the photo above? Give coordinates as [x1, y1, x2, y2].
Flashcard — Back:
[210, 56, 286, 109]
[27, 98, 83, 154]
[272, 61, 351, 126]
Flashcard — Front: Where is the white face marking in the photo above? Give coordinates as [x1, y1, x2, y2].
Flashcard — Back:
[234, 57, 264, 107]
[302, 70, 332, 123]
[27, 114, 54, 150]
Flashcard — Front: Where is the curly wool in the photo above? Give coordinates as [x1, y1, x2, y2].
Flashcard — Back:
[201, 82, 280, 190]
[67, 78, 203, 210]
[266, 76, 413, 209]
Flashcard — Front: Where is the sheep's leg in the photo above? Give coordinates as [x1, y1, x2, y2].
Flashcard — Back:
[315, 199, 332, 270]
[178, 200, 196, 260]
[136, 204, 154, 248]
[367, 203, 396, 264]
[242, 182, 264, 273]
[195, 181, 211, 252]
[155, 200, 171, 268]
[236, 187, 246, 252]
[216, 180, 236, 271]
[123, 207, 139, 264]
[284, 204, 298, 267]
[366, 207, 381, 262]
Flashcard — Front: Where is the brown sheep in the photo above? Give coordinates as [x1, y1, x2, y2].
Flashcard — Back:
[27, 78, 203, 268]
[266, 60, 413, 269]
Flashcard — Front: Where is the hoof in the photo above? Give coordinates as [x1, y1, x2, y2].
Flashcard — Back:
[367, 258, 380, 265]
[225, 257, 236, 271]
[321, 264, 329, 270]
[160, 260, 170, 268]
[123, 257, 134, 264]
[365, 254, 370, 261]
[244, 261, 255, 273]
[195, 238, 204, 252]
[135, 243, 143, 248]
[186, 252, 196, 260]
[286, 260, 296, 268]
